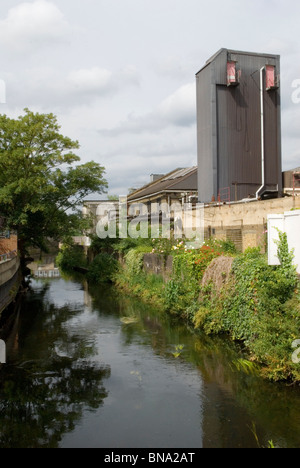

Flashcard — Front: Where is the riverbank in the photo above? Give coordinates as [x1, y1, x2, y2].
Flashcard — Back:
[57, 235, 300, 384]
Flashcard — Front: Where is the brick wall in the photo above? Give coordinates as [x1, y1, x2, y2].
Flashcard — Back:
[0, 235, 18, 255]
[204, 197, 300, 252]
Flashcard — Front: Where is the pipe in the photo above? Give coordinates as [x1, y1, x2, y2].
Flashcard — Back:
[256, 66, 265, 200]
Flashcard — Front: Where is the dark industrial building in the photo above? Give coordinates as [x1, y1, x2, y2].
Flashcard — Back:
[196, 48, 282, 203]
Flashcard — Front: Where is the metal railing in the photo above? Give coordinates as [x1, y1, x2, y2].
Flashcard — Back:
[0, 250, 18, 264]
[218, 187, 231, 207]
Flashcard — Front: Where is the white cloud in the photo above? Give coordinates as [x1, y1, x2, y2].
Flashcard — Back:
[66, 66, 140, 97]
[158, 83, 196, 126]
[67, 68, 114, 95]
[0, 0, 71, 52]
[99, 82, 196, 136]
[5, 64, 141, 110]
[153, 56, 191, 81]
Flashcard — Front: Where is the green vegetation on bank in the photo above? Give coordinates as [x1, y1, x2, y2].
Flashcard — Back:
[57, 232, 300, 383]
[195, 235, 300, 382]
[56, 244, 87, 272]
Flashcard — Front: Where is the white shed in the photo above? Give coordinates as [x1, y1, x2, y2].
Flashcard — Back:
[268, 211, 300, 273]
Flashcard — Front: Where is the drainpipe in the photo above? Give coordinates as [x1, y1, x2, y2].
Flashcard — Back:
[256, 66, 265, 200]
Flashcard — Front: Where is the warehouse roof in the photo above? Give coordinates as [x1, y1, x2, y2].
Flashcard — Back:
[128, 167, 198, 202]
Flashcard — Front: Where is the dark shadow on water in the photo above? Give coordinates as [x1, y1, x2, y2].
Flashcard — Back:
[0, 279, 110, 448]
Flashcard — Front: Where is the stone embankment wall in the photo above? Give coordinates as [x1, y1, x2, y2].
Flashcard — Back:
[143, 254, 173, 282]
[0, 256, 21, 317]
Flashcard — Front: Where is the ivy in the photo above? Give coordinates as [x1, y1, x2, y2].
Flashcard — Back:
[163, 242, 228, 316]
[195, 239, 300, 382]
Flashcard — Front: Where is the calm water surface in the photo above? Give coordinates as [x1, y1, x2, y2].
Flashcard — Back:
[0, 277, 300, 448]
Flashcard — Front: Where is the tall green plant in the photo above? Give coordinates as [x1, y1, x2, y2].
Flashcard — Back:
[275, 230, 297, 296]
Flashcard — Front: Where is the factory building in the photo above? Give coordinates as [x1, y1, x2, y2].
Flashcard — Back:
[196, 48, 282, 203]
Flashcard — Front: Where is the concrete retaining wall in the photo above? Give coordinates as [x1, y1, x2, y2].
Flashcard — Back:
[0, 256, 20, 287]
[0, 257, 21, 316]
[143, 254, 173, 281]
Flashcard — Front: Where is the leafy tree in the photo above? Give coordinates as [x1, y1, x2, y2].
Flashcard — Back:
[0, 109, 108, 265]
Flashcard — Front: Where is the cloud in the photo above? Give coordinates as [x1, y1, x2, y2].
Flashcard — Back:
[67, 68, 114, 95]
[99, 82, 196, 136]
[5, 65, 140, 109]
[0, 0, 71, 52]
[158, 83, 196, 126]
[94, 122, 197, 195]
[153, 56, 191, 81]
[66, 66, 140, 98]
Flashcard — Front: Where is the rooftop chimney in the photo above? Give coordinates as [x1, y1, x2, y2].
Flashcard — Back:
[150, 174, 164, 183]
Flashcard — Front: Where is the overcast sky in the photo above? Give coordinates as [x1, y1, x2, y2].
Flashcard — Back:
[0, 0, 300, 197]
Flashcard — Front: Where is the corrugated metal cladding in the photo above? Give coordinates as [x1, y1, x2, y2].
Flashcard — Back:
[196, 49, 282, 203]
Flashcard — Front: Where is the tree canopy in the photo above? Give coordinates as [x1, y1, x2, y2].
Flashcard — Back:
[0, 108, 108, 259]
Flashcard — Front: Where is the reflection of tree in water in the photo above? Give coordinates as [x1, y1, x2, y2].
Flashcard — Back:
[0, 282, 110, 448]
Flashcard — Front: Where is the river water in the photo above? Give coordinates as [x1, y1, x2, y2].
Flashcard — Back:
[0, 277, 300, 448]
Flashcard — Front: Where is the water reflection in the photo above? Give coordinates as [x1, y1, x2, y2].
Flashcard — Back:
[1, 278, 300, 448]
[0, 281, 110, 448]
[88, 283, 300, 449]
[27, 253, 60, 279]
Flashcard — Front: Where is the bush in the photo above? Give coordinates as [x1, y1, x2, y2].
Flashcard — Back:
[113, 235, 153, 255]
[56, 244, 87, 272]
[162, 242, 231, 316]
[87, 253, 118, 284]
[89, 234, 119, 255]
[195, 237, 300, 382]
